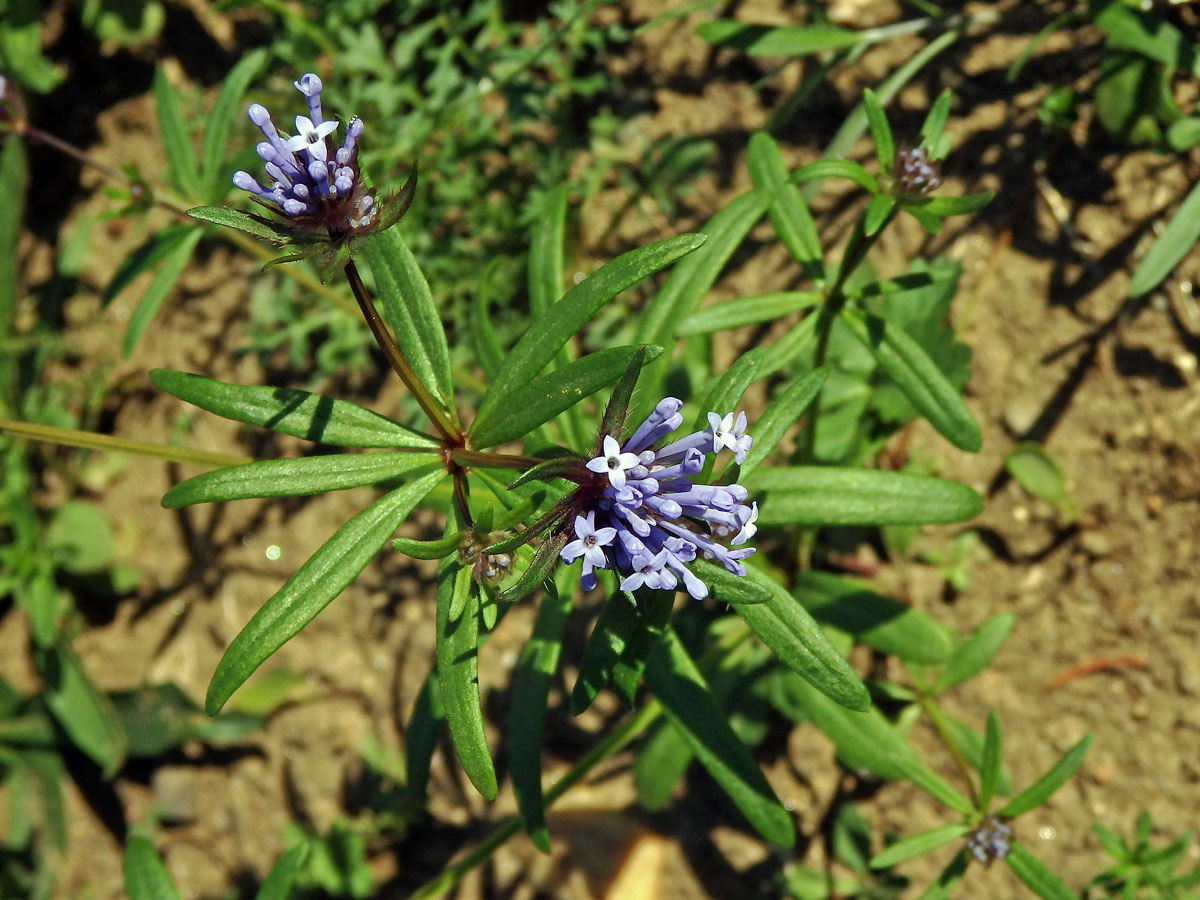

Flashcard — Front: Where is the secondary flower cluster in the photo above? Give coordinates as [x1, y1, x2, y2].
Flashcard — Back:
[967, 817, 1013, 864]
[233, 74, 378, 236]
[893, 145, 941, 195]
[560, 399, 759, 600]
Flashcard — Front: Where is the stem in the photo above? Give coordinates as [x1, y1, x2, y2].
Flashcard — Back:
[0, 418, 252, 468]
[342, 259, 462, 446]
[449, 449, 544, 471]
[452, 470, 474, 529]
[405, 702, 661, 900]
[919, 695, 980, 808]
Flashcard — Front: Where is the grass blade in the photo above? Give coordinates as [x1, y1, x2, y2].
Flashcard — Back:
[122, 228, 202, 356]
[153, 68, 199, 197]
[199, 49, 267, 203]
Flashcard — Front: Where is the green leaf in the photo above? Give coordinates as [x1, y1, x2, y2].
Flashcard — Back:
[678, 291, 820, 336]
[1128, 180, 1200, 297]
[636, 193, 770, 349]
[163, 452, 440, 507]
[103, 226, 199, 308]
[742, 467, 983, 527]
[869, 824, 971, 868]
[509, 579, 572, 851]
[358, 228, 455, 408]
[205, 470, 444, 714]
[1094, 3, 1200, 76]
[791, 159, 880, 194]
[153, 69, 199, 197]
[404, 674, 443, 806]
[110, 683, 262, 756]
[933, 613, 1015, 694]
[919, 90, 954, 158]
[916, 849, 970, 900]
[37, 644, 128, 777]
[997, 735, 1092, 819]
[863, 194, 896, 237]
[696, 347, 765, 429]
[980, 710, 1002, 811]
[1006, 442, 1076, 521]
[392, 532, 465, 560]
[941, 715, 1012, 796]
[697, 21, 861, 56]
[529, 184, 567, 315]
[907, 191, 995, 219]
[199, 49, 267, 202]
[746, 132, 823, 280]
[862, 89, 894, 174]
[645, 627, 795, 847]
[255, 843, 310, 900]
[1006, 843, 1082, 900]
[840, 308, 981, 452]
[471, 261, 506, 378]
[599, 345, 648, 442]
[122, 228, 203, 356]
[570, 590, 640, 715]
[739, 368, 828, 477]
[496, 529, 570, 605]
[470, 345, 662, 449]
[186, 205, 291, 243]
[611, 590, 674, 707]
[689, 560, 771, 605]
[436, 543, 497, 799]
[634, 720, 693, 811]
[124, 836, 182, 900]
[475, 233, 706, 436]
[737, 566, 869, 711]
[151, 369, 438, 449]
[794, 571, 954, 664]
[1166, 115, 1200, 152]
[892, 755, 974, 815]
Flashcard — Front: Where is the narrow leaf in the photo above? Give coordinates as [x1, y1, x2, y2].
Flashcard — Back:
[634, 720, 693, 811]
[186, 205, 291, 243]
[599, 345, 649, 441]
[476, 233, 705, 435]
[200, 49, 267, 202]
[1128, 180, 1200, 297]
[746, 132, 823, 280]
[742, 467, 983, 527]
[122, 228, 203, 356]
[153, 69, 200, 197]
[840, 308, 981, 452]
[738, 565, 869, 710]
[646, 627, 795, 847]
[151, 369, 439, 449]
[507, 457, 586, 491]
[254, 844, 309, 900]
[509, 580, 572, 851]
[919, 90, 954, 158]
[358, 228, 455, 407]
[791, 159, 880, 194]
[739, 368, 828, 477]
[102, 225, 192, 307]
[696, 347, 765, 429]
[437, 540, 497, 800]
[997, 735, 1092, 819]
[611, 590, 674, 707]
[893, 755, 974, 815]
[916, 849, 970, 900]
[1006, 843, 1082, 900]
[37, 644, 128, 777]
[933, 613, 1015, 694]
[404, 674, 443, 807]
[163, 453, 440, 507]
[124, 836, 182, 900]
[862, 88, 895, 174]
[570, 590, 640, 715]
[697, 21, 861, 56]
[393, 532, 464, 560]
[497, 530, 569, 604]
[529, 184, 567, 315]
[980, 711, 1002, 811]
[910, 191, 995, 218]
[690, 559, 771, 605]
[793, 571, 954, 664]
[471, 345, 662, 449]
[678, 291, 820, 335]
[863, 194, 896, 236]
[205, 470, 444, 714]
[869, 824, 971, 868]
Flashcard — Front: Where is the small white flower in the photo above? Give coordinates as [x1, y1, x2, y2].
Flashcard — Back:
[708, 410, 753, 464]
[732, 501, 758, 546]
[284, 115, 338, 161]
[561, 512, 616, 567]
[586, 434, 640, 490]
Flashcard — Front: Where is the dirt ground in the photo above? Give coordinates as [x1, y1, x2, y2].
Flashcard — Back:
[4, 1, 1200, 898]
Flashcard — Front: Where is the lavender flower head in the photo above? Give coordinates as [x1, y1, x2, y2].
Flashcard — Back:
[560, 398, 759, 600]
[233, 74, 378, 236]
[967, 817, 1013, 864]
[893, 145, 941, 195]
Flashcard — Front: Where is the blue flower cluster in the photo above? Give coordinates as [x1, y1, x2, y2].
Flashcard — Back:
[560, 398, 759, 600]
[967, 818, 1013, 864]
[233, 74, 377, 233]
[893, 145, 941, 195]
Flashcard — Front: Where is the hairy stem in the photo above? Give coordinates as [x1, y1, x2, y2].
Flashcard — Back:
[405, 701, 661, 900]
[342, 258, 462, 446]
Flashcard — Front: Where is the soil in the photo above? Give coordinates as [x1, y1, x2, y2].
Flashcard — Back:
[3, 1, 1200, 899]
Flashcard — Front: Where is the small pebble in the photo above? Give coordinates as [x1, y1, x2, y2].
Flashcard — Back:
[1079, 531, 1112, 557]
